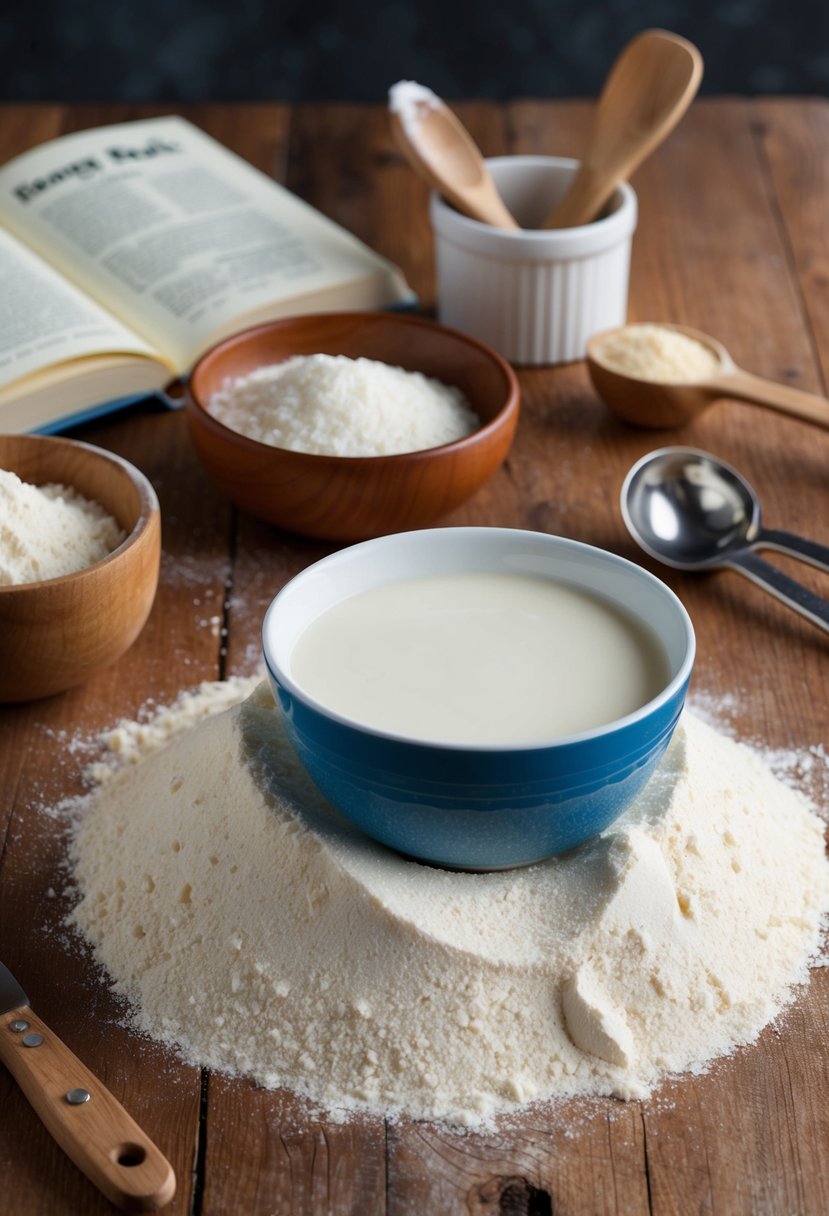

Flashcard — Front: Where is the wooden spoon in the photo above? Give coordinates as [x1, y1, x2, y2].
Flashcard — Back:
[389, 81, 519, 229]
[545, 30, 703, 229]
[586, 323, 829, 430]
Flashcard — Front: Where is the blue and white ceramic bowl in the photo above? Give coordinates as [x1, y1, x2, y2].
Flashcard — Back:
[262, 528, 695, 870]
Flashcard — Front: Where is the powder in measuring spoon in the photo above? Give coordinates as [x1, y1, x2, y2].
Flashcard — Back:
[596, 324, 720, 383]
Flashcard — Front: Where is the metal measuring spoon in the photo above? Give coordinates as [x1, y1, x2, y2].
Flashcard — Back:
[621, 447, 829, 633]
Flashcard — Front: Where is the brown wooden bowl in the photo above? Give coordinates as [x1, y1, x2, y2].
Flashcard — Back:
[0, 435, 161, 702]
[185, 312, 520, 541]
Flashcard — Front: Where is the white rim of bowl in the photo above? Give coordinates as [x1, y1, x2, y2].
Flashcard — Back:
[262, 527, 696, 754]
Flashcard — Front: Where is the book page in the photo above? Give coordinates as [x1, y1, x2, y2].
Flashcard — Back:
[0, 228, 165, 393]
[0, 117, 413, 374]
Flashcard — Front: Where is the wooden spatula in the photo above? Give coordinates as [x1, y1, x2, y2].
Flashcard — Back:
[545, 30, 703, 229]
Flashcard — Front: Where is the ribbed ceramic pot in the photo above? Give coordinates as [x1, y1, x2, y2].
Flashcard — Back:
[430, 157, 638, 367]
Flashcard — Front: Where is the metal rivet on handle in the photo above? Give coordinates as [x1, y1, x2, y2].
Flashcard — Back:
[22, 1033, 44, 1048]
[9, 1020, 29, 1033]
[65, 1088, 91, 1105]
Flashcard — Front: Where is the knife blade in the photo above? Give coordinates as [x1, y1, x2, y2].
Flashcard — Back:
[0, 958, 28, 1014]
[0, 958, 175, 1211]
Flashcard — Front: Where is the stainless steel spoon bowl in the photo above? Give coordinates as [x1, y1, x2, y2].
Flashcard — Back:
[621, 447, 829, 633]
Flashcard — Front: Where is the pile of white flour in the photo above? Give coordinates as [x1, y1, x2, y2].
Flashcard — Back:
[207, 354, 478, 456]
[66, 682, 829, 1126]
[0, 468, 125, 586]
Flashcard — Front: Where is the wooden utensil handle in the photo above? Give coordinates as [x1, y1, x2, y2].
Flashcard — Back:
[0, 1007, 175, 1212]
[543, 163, 610, 229]
[713, 370, 829, 430]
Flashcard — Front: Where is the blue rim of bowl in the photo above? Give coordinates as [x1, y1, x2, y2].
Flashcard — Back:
[262, 527, 696, 755]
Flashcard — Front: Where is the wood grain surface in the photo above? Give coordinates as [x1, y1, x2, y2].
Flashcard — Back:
[0, 98, 827, 1215]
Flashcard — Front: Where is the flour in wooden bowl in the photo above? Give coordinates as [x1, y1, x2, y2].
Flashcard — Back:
[207, 354, 478, 456]
[0, 468, 125, 585]
[65, 683, 829, 1126]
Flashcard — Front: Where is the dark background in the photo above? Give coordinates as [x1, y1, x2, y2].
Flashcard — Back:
[1, 0, 827, 101]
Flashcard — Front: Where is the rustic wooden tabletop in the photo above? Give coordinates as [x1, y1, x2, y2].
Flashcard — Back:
[1, 98, 828, 1216]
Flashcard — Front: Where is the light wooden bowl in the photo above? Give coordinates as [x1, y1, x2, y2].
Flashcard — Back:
[185, 312, 520, 541]
[0, 435, 161, 702]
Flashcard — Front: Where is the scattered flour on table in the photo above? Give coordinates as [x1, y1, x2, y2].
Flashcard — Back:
[64, 682, 829, 1127]
[0, 468, 125, 586]
[82, 675, 262, 786]
[207, 354, 478, 456]
[690, 687, 829, 816]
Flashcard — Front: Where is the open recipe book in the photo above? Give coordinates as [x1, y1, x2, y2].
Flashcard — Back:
[0, 117, 415, 433]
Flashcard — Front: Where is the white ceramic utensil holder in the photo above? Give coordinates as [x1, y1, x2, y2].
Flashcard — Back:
[430, 156, 638, 366]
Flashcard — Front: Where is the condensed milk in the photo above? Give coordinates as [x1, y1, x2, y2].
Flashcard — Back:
[289, 571, 668, 745]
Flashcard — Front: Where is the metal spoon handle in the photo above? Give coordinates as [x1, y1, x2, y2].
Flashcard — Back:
[755, 528, 829, 574]
[726, 550, 829, 633]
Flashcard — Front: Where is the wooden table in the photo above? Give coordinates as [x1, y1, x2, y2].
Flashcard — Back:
[1, 99, 828, 1216]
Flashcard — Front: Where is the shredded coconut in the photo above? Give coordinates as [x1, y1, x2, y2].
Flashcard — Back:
[0, 468, 125, 586]
[595, 324, 721, 383]
[64, 682, 829, 1127]
[207, 354, 478, 457]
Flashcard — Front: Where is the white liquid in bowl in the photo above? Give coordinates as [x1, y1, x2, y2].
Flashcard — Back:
[289, 572, 668, 746]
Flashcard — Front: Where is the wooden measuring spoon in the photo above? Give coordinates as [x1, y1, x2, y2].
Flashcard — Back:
[544, 30, 703, 229]
[389, 81, 519, 229]
[586, 323, 829, 430]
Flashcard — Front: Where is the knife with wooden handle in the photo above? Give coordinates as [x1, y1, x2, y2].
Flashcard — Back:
[0, 960, 176, 1212]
